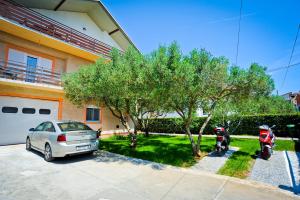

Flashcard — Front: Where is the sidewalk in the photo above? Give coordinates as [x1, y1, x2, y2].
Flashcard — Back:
[149, 132, 297, 140]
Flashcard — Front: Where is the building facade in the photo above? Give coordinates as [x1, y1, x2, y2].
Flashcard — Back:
[281, 92, 300, 111]
[0, 0, 135, 145]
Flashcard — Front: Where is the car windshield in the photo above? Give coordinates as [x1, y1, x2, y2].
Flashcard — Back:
[57, 122, 92, 132]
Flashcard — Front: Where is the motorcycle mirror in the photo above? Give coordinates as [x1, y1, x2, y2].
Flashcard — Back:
[271, 125, 276, 129]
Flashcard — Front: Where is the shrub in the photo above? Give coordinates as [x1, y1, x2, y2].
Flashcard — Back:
[146, 114, 300, 137]
[110, 134, 128, 140]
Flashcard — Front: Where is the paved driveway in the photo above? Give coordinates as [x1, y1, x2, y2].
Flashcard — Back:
[0, 145, 298, 200]
[249, 151, 291, 189]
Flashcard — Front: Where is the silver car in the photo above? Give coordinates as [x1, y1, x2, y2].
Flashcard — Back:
[26, 120, 99, 161]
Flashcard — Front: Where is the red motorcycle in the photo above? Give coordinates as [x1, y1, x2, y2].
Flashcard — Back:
[214, 125, 230, 153]
[259, 125, 275, 160]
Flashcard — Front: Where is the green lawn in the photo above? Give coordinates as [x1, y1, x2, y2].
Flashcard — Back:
[100, 134, 215, 167]
[217, 138, 258, 178]
[100, 134, 298, 177]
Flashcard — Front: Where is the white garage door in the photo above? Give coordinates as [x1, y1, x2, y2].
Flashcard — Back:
[0, 96, 59, 145]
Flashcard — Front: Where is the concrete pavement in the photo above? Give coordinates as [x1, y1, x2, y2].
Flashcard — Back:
[191, 147, 239, 173]
[249, 151, 292, 190]
[0, 144, 299, 200]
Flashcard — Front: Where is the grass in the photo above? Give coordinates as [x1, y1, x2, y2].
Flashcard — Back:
[100, 134, 215, 167]
[100, 134, 298, 177]
[217, 138, 258, 178]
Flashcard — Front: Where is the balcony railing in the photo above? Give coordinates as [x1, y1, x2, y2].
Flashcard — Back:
[0, 60, 62, 86]
[0, 0, 115, 58]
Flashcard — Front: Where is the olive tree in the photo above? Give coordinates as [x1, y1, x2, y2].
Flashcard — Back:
[150, 43, 274, 157]
[63, 47, 155, 147]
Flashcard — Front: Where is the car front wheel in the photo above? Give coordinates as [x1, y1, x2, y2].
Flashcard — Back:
[44, 144, 54, 162]
[26, 137, 31, 151]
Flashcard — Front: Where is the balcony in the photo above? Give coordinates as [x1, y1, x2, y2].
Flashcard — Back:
[0, 60, 62, 87]
[0, 0, 115, 58]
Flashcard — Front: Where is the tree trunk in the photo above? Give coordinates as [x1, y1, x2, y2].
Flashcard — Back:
[122, 121, 136, 148]
[145, 127, 149, 137]
[130, 128, 137, 148]
[128, 120, 139, 148]
[196, 111, 214, 153]
[186, 126, 201, 157]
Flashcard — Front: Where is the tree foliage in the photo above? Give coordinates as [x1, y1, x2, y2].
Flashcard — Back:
[63, 47, 158, 147]
[149, 42, 274, 156]
[213, 95, 296, 134]
[232, 95, 296, 115]
[63, 42, 275, 156]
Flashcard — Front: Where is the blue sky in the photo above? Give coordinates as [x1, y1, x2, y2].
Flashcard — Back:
[102, 0, 300, 95]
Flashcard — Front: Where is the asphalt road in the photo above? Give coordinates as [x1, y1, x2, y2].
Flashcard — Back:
[0, 144, 298, 200]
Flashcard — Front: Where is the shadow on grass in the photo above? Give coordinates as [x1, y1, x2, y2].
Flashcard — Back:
[227, 151, 250, 160]
[251, 150, 260, 159]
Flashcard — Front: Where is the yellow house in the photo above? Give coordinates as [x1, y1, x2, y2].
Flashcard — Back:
[0, 0, 137, 145]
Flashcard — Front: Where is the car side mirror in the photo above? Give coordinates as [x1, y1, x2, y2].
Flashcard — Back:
[29, 128, 35, 132]
[96, 129, 101, 138]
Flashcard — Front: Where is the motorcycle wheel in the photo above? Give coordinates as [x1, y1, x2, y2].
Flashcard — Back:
[225, 145, 229, 151]
[262, 147, 271, 160]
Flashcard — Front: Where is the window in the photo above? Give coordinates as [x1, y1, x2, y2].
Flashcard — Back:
[2, 107, 18, 113]
[58, 122, 92, 132]
[43, 122, 55, 132]
[22, 108, 35, 114]
[86, 108, 100, 122]
[8, 48, 53, 70]
[38, 57, 52, 71]
[35, 123, 45, 131]
[39, 109, 51, 115]
[8, 49, 26, 66]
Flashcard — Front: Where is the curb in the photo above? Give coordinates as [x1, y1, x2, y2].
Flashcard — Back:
[285, 150, 300, 194]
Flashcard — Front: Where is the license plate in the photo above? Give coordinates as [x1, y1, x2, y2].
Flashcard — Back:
[76, 145, 90, 151]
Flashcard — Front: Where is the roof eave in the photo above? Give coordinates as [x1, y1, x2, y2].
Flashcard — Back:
[97, 0, 140, 53]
